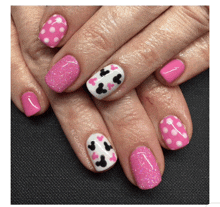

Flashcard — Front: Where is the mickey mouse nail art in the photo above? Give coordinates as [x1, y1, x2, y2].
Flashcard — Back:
[86, 64, 125, 100]
[86, 133, 117, 172]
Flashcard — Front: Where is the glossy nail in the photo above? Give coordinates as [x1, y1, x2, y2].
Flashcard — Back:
[86, 133, 117, 172]
[86, 64, 125, 100]
[160, 59, 185, 83]
[45, 55, 80, 93]
[21, 92, 41, 117]
[39, 14, 67, 48]
[159, 115, 189, 150]
[130, 146, 161, 190]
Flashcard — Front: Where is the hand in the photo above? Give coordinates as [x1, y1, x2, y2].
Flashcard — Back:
[35, 6, 208, 101]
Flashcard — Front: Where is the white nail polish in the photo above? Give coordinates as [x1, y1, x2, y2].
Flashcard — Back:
[86, 64, 125, 100]
[86, 133, 117, 172]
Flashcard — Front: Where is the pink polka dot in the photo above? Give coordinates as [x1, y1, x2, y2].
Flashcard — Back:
[59, 27, 65, 32]
[44, 38, 49, 43]
[41, 29, 45, 34]
[166, 139, 172, 145]
[171, 129, 178, 136]
[49, 27, 56, 33]
[54, 37, 59, 42]
[160, 115, 189, 150]
[163, 127, 168, 133]
[176, 141, 182, 147]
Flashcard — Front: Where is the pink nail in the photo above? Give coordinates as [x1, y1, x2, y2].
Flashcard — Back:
[160, 59, 185, 83]
[21, 92, 41, 117]
[159, 115, 189, 150]
[130, 146, 161, 190]
[45, 55, 80, 93]
[39, 14, 67, 48]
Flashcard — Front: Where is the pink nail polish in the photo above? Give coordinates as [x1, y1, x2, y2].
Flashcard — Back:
[160, 59, 185, 83]
[130, 146, 161, 190]
[45, 55, 80, 93]
[39, 14, 67, 48]
[21, 92, 41, 117]
[159, 115, 189, 150]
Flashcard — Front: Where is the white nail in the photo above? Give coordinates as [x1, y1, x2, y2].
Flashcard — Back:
[86, 64, 125, 100]
[86, 133, 117, 172]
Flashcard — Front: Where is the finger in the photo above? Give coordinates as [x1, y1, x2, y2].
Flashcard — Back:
[11, 6, 117, 173]
[87, 6, 209, 101]
[137, 75, 193, 150]
[155, 32, 209, 86]
[47, 89, 118, 172]
[93, 90, 164, 190]
[38, 6, 100, 48]
[11, 16, 49, 117]
[43, 6, 170, 93]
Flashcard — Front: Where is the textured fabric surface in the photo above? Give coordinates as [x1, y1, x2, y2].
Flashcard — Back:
[11, 70, 209, 204]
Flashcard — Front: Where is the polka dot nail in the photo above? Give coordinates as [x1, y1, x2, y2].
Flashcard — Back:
[159, 115, 189, 150]
[39, 14, 67, 48]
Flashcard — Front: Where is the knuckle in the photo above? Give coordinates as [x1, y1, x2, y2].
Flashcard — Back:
[81, 23, 114, 52]
[180, 6, 209, 30]
[23, 37, 51, 62]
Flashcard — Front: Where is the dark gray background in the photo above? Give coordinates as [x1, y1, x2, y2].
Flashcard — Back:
[11, 69, 209, 204]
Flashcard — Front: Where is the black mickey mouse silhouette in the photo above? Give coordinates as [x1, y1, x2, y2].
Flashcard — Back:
[100, 69, 110, 77]
[104, 142, 112, 151]
[113, 74, 122, 84]
[95, 155, 107, 167]
[88, 141, 96, 151]
[96, 83, 107, 94]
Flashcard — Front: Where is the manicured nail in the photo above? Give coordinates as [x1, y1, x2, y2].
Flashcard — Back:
[86, 64, 125, 100]
[39, 14, 67, 48]
[86, 133, 117, 172]
[160, 59, 185, 83]
[130, 146, 161, 190]
[45, 55, 80, 93]
[159, 115, 189, 150]
[21, 92, 41, 117]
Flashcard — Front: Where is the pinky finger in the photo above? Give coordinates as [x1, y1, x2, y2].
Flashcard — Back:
[11, 17, 50, 117]
[155, 32, 209, 86]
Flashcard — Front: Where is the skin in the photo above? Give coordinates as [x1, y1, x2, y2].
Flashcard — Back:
[11, 6, 208, 189]
[33, 6, 209, 101]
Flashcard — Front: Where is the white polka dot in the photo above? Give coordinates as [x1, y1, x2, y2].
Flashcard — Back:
[176, 141, 183, 147]
[54, 37, 59, 42]
[171, 129, 178, 136]
[177, 122, 182, 127]
[41, 29, 45, 34]
[160, 119, 164, 124]
[166, 118, 173, 125]
[48, 19, 52, 24]
[59, 27, 65, 32]
[166, 138, 172, 145]
[61, 35, 64, 39]
[183, 133, 188, 139]
[44, 38, 49, 43]
[174, 116, 178, 119]
[163, 127, 168, 133]
[49, 27, 56, 33]
[56, 17, 62, 23]
[53, 14, 57, 17]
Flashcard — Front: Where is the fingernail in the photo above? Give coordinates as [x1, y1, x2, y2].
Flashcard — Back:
[21, 92, 41, 117]
[86, 64, 125, 100]
[45, 55, 80, 93]
[86, 133, 117, 172]
[39, 14, 67, 48]
[130, 146, 161, 190]
[159, 115, 189, 150]
[160, 59, 185, 83]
